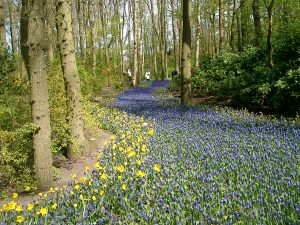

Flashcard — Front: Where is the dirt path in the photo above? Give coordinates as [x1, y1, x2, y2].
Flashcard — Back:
[0, 129, 113, 207]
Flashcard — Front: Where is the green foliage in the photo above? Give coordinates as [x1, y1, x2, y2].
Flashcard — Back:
[0, 51, 16, 79]
[192, 46, 300, 115]
[0, 123, 36, 188]
[48, 59, 69, 155]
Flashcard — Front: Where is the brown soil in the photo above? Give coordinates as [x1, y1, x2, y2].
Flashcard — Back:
[0, 129, 113, 208]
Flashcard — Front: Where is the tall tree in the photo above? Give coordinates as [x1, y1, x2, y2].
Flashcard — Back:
[171, 0, 179, 72]
[252, 0, 263, 47]
[0, 0, 6, 50]
[7, 0, 17, 53]
[181, 0, 192, 105]
[219, 0, 225, 51]
[20, 0, 53, 191]
[56, 0, 86, 159]
[133, 0, 138, 86]
[264, 0, 274, 68]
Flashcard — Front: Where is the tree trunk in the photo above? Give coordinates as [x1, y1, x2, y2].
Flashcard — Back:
[7, 0, 17, 53]
[195, 1, 201, 67]
[230, 0, 237, 50]
[88, 0, 96, 75]
[20, 0, 29, 78]
[219, 0, 225, 51]
[56, 0, 86, 159]
[133, 0, 138, 86]
[21, 0, 53, 191]
[76, 0, 86, 60]
[252, 0, 263, 47]
[240, 0, 248, 48]
[181, 0, 192, 105]
[236, 2, 242, 51]
[171, 0, 179, 72]
[149, 0, 158, 80]
[46, 0, 55, 62]
[265, 0, 274, 68]
[0, 0, 6, 51]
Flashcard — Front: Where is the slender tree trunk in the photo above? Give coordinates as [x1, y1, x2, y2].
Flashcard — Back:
[195, 1, 201, 67]
[230, 0, 237, 50]
[252, 0, 263, 47]
[7, 1, 17, 53]
[240, 0, 248, 48]
[181, 0, 192, 105]
[219, 0, 225, 51]
[133, 0, 138, 86]
[0, 0, 6, 50]
[116, 0, 125, 86]
[236, 3, 242, 51]
[149, 0, 158, 80]
[21, 0, 53, 191]
[264, 0, 274, 68]
[56, 0, 86, 159]
[20, 0, 29, 80]
[171, 0, 179, 72]
[76, 0, 86, 60]
[88, 0, 96, 75]
[46, 0, 55, 62]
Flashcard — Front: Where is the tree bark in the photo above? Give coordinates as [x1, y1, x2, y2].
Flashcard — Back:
[171, 0, 179, 72]
[230, 0, 237, 50]
[133, 0, 138, 86]
[149, 0, 158, 80]
[76, 0, 86, 60]
[7, 0, 17, 53]
[21, 0, 53, 191]
[46, 0, 55, 62]
[195, 1, 201, 67]
[264, 0, 274, 68]
[56, 0, 86, 159]
[219, 0, 225, 51]
[181, 0, 192, 105]
[252, 0, 263, 47]
[0, 0, 6, 51]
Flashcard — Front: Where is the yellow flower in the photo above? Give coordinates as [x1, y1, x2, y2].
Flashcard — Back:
[92, 196, 96, 201]
[115, 165, 125, 173]
[25, 186, 31, 192]
[100, 173, 108, 180]
[12, 193, 18, 199]
[121, 184, 127, 191]
[118, 175, 122, 180]
[16, 205, 23, 212]
[95, 162, 101, 169]
[136, 160, 142, 165]
[70, 191, 74, 195]
[104, 141, 108, 145]
[128, 151, 136, 157]
[154, 164, 161, 172]
[121, 134, 126, 139]
[97, 154, 102, 159]
[79, 195, 84, 200]
[137, 136, 142, 142]
[39, 207, 47, 216]
[51, 203, 57, 209]
[16, 215, 25, 223]
[73, 203, 78, 208]
[112, 144, 117, 150]
[136, 170, 146, 178]
[141, 144, 147, 152]
[7, 201, 17, 210]
[148, 129, 154, 136]
[27, 203, 34, 211]
[80, 176, 88, 183]
[99, 190, 104, 196]
[71, 174, 77, 179]
[85, 166, 90, 171]
[49, 188, 55, 193]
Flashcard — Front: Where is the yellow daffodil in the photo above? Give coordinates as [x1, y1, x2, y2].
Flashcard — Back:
[39, 207, 47, 216]
[12, 193, 18, 199]
[136, 160, 142, 165]
[99, 190, 104, 196]
[118, 175, 122, 180]
[7, 201, 17, 210]
[49, 188, 55, 193]
[154, 164, 161, 172]
[100, 173, 108, 180]
[148, 129, 154, 136]
[25, 186, 31, 192]
[136, 170, 146, 178]
[85, 166, 90, 171]
[141, 144, 147, 152]
[16, 215, 25, 223]
[128, 151, 136, 157]
[73, 203, 78, 208]
[80, 177, 88, 183]
[16, 205, 22, 212]
[121, 184, 127, 191]
[92, 196, 96, 201]
[51, 203, 57, 209]
[27, 203, 34, 211]
[71, 174, 77, 179]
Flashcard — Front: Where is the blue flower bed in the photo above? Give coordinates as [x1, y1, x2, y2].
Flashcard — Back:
[1, 80, 299, 224]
